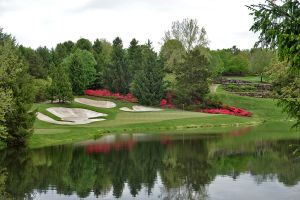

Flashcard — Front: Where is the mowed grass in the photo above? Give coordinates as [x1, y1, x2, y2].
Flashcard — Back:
[225, 76, 264, 83]
[27, 81, 298, 148]
[30, 93, 262, 148]
[216, 86, 285, 121]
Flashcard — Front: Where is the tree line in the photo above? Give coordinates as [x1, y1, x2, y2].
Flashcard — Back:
[0, 0, 299, 147]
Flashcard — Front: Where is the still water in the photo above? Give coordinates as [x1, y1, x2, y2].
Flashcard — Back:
[1, 127, 300, 200]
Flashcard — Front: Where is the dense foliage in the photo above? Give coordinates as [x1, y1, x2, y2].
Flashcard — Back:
[131, 43, 165, 106]
[174, 48, 211, 106]
[62, 49, 96, 95]
[248, 0, 300, 127]
[48, 64, 73, 103]
[104, 37, 130, 94]
[0, 34, 35, 147]
[1, 3, 299, 147]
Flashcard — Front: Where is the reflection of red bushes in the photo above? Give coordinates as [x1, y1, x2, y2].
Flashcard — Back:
[229, 127, 252, 137]
[202, 106, 252, 117]
[85, 89, 137, 103]
[85, 139, 136, 154]
[160, 136, 171, 146]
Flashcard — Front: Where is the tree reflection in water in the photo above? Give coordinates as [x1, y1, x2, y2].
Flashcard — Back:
[0, 131, 300, 199]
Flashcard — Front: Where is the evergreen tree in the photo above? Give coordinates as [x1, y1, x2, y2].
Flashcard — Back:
[48, 64, 73, 103]
[131, 43, 165, 106]
[36, 46, 53, 73]
[91, 39, 112, 88]
[63, 49, 96, 95]
[104, 37, 130, 94]
[174, 48, 211, 106]
[127, 39, 143, 74]
[0, 39, 36, 146]
[52, 41, 75, 65]
[19, 45, 47, 79]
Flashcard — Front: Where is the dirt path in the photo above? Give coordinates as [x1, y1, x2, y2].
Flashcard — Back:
[210, 84, 220, 93]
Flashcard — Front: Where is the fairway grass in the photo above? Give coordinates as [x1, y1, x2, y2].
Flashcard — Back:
[226, 75, 264, 83]
[8, 85, 296, 149]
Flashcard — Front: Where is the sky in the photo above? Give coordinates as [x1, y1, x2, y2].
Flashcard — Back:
[0, 0, 264, 51]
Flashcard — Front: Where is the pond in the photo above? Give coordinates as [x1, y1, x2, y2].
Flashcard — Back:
[1, 126, 300, 200]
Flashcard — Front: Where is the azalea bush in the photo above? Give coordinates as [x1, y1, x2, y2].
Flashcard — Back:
[159, 91, 251, 117]
[85, 89, 137, 102]
[202, 106, 252, 117]
[160, 92, 174, 108]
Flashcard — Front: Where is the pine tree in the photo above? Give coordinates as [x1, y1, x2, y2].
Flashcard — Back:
[104, 37, 130, 94]
[127, 38, 143, 74]
[131, 43, 165, 106]
[91, 39, 112, 88]
[48, 64, 73, 103]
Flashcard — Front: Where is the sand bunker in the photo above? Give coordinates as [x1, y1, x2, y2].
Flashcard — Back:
[120, 106, 162, 112]
[37, 107, 107, 125]
[75, 98, 116, 108]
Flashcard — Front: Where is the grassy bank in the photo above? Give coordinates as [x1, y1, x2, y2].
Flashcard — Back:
[225, 75, 264, 83]
[3, 77, 295, 149]
[31, 97, 258, 148]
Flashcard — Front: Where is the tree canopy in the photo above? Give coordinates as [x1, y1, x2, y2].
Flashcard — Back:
[248, 0, 300, 127]
[160, 39, 185, 73]
[104, 37, 130, 94]
[174, 48, 211, 106]
[62, 49, 96, 95]
[131, 43, 165, 106]
[163, 18, 210, 51]
[0, 38, 35, 146]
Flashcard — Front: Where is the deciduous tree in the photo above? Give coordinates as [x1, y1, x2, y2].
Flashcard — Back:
[0, 39, 35, 146]
[163, 19, 210, 51]
[160, 39, 185, 73]
[249, 48, 275, 82]
[75, 38, 93, 51]
[62, 49, 96, 95]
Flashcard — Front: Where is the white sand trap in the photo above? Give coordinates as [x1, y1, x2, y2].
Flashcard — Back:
[37, 107, 107, 125]
[36, 112, 105, 125]
[120, 106, 162, 112]
[75, 98, 116, 108]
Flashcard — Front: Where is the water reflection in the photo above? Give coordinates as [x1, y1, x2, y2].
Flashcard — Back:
[1, 131, 300, 200]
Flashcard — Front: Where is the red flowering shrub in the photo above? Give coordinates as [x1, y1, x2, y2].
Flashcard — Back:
[160, 99, 167, 107]
[85, 89, 95, 96]
[85, 89, 137, 102]
[160, 92, 174, 108]
[202, 106, 252, 117]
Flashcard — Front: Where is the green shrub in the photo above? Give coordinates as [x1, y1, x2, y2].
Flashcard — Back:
[203, 94, 223, 108]
[32, 78, 51, 102]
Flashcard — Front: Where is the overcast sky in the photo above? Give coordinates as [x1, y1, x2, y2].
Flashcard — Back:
[0, 0, 264, 51]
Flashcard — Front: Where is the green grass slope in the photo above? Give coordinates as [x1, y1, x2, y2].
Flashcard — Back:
[2, 79, 292, 149]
